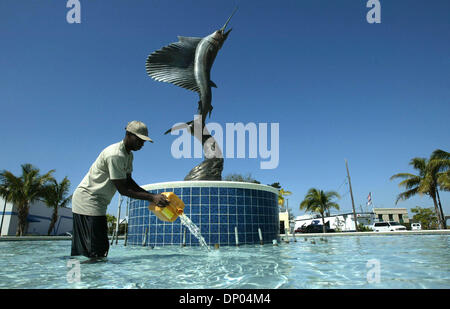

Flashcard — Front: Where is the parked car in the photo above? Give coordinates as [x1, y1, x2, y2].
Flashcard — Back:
[371, 221, 407, 232]
[411, 223, 422, 230]
[295, 223, 335, 233]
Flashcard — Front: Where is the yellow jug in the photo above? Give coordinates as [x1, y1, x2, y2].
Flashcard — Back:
[148, 192, 185, 222]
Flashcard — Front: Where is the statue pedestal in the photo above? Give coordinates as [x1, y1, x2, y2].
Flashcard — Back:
[184, 158, 224, 181]
[126, 181, 279, 247]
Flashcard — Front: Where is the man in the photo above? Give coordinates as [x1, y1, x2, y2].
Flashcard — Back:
[71, 120, 169, 260]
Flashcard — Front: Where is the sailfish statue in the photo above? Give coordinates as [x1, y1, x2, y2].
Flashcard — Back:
[145, 8, 237, 181]
[145, 8, 237, 133]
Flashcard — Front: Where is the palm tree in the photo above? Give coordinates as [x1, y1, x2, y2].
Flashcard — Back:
[430, 149, 450, 228]
[0, 164, 54, 236]
[106, 214, 116, 235]
[278, 188, 292, 210]
[300, 188, 340, 233]
[42, 177, 72, 235]
[390, 150, 449, 230]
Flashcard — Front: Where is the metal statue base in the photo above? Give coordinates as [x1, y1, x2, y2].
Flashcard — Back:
[184, 158, 224, 181]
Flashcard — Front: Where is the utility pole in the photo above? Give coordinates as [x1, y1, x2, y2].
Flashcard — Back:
[345, 160, 359, 232]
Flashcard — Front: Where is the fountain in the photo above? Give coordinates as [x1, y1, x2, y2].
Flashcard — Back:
[126, 9, 280, 247]
[126, 181, 279, 247]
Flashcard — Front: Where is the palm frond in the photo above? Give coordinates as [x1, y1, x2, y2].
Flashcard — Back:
[390, 173, 417, 181]
[397, 176, 421, 190]
[410, 157, 427, 175]
[42, 176, 71, 209]
[431, 149, 450, 160]
[0, 170, 24, 203]
[327, 202, 340, 210]
[428, 158, 450, 175]
[325, 191, 341, 200]
[437, 172, 450, 191]
[395, 187, 419, 204]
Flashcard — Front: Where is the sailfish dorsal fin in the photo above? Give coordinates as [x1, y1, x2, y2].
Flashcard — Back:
[145, 36, 202, 93]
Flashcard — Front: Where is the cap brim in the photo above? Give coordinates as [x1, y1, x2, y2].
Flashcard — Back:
[135, 133, 154, 143]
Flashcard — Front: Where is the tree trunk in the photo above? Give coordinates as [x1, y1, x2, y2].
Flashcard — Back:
[431, 193, 444, 230]
[436, 189, 447, 229]
[321, 213, 326, 233]
[48, 208, 58, 236]
[16, 203, 29, 236]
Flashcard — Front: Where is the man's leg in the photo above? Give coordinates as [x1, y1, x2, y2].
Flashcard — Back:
[71, 213, 90, 257]
[89, 215, 109, 259]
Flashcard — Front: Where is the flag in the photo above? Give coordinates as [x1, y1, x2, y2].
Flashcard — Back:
[367, 192, 372, 206]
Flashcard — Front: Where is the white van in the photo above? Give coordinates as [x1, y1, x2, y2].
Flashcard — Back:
[372, 221, 407, 232]
[411, 223, 422, 230]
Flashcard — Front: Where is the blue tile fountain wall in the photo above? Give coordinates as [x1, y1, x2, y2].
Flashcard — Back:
[126, 181, 280, 246]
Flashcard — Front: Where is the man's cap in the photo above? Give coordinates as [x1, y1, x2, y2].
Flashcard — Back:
[126, 121, 154, 143]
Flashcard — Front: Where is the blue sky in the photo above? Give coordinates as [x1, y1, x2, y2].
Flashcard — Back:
[1, 0, 449, 219]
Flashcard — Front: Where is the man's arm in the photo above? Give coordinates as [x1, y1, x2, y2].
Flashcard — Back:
[111, 175, 169, 206]
[127, 175, 150, 194]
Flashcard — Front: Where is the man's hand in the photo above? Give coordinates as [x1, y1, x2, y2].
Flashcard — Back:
[152, 194, 170, 207]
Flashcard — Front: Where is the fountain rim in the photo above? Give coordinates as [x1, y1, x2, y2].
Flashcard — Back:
[141, 181, 279, 195]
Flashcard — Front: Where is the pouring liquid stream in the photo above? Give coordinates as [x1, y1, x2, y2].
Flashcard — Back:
[179, 214, 210, 251]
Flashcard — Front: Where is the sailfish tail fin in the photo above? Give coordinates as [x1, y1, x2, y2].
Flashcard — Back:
[164, 120, 194, 135]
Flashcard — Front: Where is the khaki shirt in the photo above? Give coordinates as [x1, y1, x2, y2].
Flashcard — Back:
[72, 141, 133, 216]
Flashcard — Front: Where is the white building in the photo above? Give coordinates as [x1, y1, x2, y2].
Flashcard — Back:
[294, 212, 375, 232]
[373, 208, 410, 224]
[0, 197, 73, 236]
[279, 211, 290, 234]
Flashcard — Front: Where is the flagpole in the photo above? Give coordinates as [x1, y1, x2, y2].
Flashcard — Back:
[370, 192, 374, 212]
[366, 192, 374, 225]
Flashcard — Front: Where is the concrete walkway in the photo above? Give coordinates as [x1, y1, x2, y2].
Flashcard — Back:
[1, 230, 448, 242]
[281, 229, 450, 238]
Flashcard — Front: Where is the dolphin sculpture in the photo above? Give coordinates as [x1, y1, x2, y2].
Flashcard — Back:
[145, 8, 237, 134]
